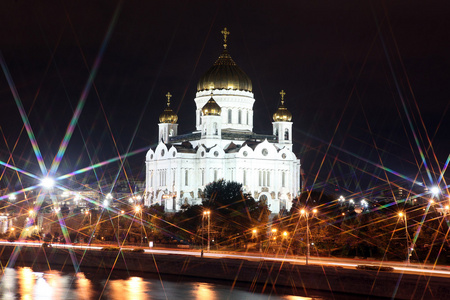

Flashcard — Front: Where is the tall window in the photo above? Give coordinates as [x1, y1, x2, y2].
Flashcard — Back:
[228, 110, 232, 123]
[201, 169, 205, 185]
[238, 110, 242, 124]
[282, 171, 285, 187]
[214, 170, 218, 181]
[247, 111, 249, 125]
[185, 170, 188, 186]
[263, 171, 266, 186]
[267, 172, 270, 186]
[243, 170, 247, 185]
[259, 170, 262, 186]
[214, 122, 218, 135]
[284, 129, 289, 140]
[160, 170, 166, 186]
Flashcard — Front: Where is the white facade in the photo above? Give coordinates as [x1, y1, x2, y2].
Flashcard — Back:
[145, 33, 300, 214]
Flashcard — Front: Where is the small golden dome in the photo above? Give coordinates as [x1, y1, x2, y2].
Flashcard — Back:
[273, 90, 292, 122]
[159, 92, 178, 124]
[202, 95, 221, 116]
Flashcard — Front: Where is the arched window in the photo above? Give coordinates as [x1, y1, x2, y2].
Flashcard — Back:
[169, 129, 174, 136]
[260, 195, 268, 205]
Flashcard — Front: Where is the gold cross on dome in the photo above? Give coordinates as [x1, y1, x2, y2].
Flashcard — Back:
[280, 90, 286, 101]
[165, 92, 172, 105]
[221, 27, 230, 49]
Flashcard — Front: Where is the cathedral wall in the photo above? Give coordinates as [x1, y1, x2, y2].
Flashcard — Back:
[146, 140, 300, 213]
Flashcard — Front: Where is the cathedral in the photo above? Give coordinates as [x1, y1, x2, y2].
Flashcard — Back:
[145, 28, 300, 214]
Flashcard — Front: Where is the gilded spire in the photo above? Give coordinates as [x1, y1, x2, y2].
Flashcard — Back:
[221, 27, 230, 49]
[159, 92, 178, 123]
[165, 92, 172, 106]
[273, 90, 292, 122]
[280, 90, 286, 104]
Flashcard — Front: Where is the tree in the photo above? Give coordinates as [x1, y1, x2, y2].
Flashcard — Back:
[203, 180, 270, 247]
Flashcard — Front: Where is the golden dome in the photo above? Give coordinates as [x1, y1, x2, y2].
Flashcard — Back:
[202, 95, 221, 116]
[159, 92, 178, 124]
[273, 90, 292, 122]
[197, 28, 252, 92]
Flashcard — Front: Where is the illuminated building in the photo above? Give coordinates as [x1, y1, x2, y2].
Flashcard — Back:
[145, 28, 300, 213]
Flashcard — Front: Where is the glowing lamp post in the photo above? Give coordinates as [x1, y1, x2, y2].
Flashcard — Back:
[135, 206, 142, 246]
[203, 210, 211, 252]
[251, 228, 257, 243]
[85, 210, 91, 235]
[398, 212, 411, 264]
[300, 207, 317, 265]
[118, 210, 124, 244]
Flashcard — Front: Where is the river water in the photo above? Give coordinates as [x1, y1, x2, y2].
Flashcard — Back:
[0, 267, 340, 300]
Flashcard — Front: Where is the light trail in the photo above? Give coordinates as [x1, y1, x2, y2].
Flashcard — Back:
[0, 52, 48, 176]
[55, 146, 148, 181]
[2, 241, 450, 277]
[48, 3, 121, 177]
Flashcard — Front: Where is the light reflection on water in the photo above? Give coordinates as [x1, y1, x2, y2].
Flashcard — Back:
[0, 267, 321, 300]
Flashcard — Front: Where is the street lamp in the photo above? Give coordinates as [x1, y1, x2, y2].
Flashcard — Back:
[203, 210, 211, 252]
[135, 206, 142, 246]
[398, 212, 412, 264]
[300, 207, 317, 265]
[118, 210, 124, 244]
[85, 210, 91, 234]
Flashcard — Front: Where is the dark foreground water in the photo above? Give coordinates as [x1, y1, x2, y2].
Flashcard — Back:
[0, 267, 347, 300]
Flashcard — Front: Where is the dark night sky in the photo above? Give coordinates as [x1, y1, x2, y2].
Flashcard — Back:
[1, 1, 449, 196]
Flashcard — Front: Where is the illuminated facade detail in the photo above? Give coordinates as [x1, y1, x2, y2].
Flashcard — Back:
[145, 29, 300, 213]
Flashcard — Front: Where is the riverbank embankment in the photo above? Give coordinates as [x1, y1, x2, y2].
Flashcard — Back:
[1, 245, 448, 299]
